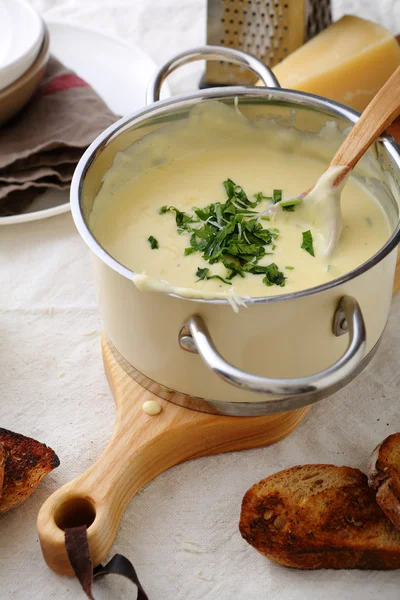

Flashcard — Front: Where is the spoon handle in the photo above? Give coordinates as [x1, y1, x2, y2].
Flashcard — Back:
[329, 65, 400, 180]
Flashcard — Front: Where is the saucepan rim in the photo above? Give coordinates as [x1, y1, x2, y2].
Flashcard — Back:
[70, 86, 400, 305]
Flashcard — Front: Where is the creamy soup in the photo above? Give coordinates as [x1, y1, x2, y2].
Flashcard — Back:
[90, 102, 390, 302]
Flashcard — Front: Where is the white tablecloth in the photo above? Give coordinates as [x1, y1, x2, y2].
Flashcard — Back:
[1, 1, 400, 598]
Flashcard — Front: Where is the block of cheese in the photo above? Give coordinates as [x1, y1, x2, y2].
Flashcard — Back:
[257, 16, 400, 112]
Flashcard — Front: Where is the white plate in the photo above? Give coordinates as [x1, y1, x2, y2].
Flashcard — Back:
[0, 21, 170, 226]
[0, 0, 44, 91]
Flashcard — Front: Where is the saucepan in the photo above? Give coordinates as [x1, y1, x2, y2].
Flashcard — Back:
[71, 47, 400, 417]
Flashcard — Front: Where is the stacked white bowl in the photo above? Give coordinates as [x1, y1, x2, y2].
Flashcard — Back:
[0, 0, 44, 90]
[0, 0, 48, 125]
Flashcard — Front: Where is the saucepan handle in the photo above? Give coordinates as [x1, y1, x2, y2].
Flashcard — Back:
[146, 45, 280, 105]
[178, 295, 366, 407]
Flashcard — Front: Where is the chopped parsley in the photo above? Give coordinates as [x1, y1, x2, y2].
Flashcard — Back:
[280, 197, 302, 212]
[253, 191, 272, 203]
[301, 230, 315, 257]
[273, 189, 282, 204]
[160, 179, 288, 287]
[148, 235, 159, 249]
[261, 263, 286, 287]
[285, 266, 295, 270]
[159, 206, 198, 230]
[196, 267, 232, 285]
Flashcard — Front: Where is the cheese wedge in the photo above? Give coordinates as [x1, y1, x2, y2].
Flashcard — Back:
[257, 16, 400, 112]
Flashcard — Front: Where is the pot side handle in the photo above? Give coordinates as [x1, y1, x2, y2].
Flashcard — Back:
[178, 295, 366, 404]
[146, 45, 280, 105]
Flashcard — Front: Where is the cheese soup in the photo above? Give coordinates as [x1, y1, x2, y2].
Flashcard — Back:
[90, 102, 390, 301]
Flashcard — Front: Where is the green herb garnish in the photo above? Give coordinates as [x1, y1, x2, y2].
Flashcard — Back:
[301, 230, 315, 257]
[253, 191, 272, 203]
[273, 189, 282, 204]
[160, 179, 287, 287]
[196, 267, 209, 280]
[280, 197, 302, 212]
[222, 258, 245, 280]
[261, 263, 286, 287]
[148, 236, 159, 249]
[160, 205, 198, 230]
[285, 266, 295, 270]
[196, 267, 232, 285]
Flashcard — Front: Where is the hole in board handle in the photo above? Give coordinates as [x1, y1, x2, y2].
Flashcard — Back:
[54, 497, 96, 531]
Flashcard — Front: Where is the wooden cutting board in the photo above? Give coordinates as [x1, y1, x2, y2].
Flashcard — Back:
[37, 335, 311, 575]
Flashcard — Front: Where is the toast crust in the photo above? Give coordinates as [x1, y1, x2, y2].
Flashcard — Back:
[0, 428, 59, 514]
[0, 442, 4, 498]
[367, 433, 400, 530]
[239, 464, 400, 569]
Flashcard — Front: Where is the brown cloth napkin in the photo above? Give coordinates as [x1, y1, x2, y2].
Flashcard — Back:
[0, 57, 117, 216]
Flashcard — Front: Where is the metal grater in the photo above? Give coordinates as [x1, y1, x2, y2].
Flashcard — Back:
[204, 0, 332, 86]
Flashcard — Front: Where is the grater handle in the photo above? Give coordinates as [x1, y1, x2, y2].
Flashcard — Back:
[146, 45, 280, 104]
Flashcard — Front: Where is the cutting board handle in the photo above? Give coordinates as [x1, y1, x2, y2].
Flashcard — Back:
[37, 335, 310, 575]
[37, 395, 177, 575]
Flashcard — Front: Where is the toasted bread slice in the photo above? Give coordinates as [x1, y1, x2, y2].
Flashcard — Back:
[0, 428, 59, 514]
[367, 433, 400, 530]
[0, 442, 4, 497]
[239, 464, 400, 569]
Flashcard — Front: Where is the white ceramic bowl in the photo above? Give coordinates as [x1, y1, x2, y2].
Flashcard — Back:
[0, 0, 44, 91]
[0, 24, 49, 126]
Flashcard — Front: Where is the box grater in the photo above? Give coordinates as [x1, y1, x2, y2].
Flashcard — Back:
[204, 0, 332, 86]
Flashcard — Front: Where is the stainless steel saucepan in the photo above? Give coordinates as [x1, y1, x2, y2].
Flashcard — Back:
[71, 46, 400, 416]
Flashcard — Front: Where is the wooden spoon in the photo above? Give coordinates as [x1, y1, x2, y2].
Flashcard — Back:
[264, 65, 400, 256]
